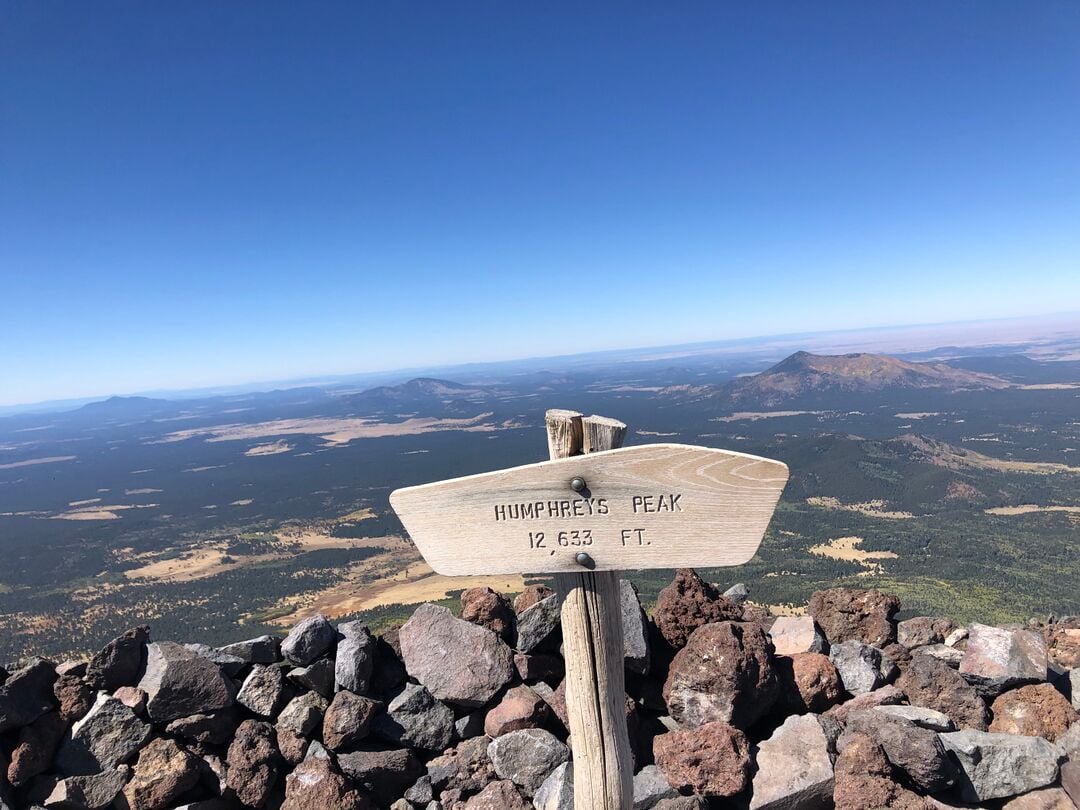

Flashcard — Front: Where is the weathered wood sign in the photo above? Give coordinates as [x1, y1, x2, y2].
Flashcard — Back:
[390, 442, 788, 576]
[390, 410, 788, 810]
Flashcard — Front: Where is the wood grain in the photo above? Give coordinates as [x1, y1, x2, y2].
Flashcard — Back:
[389, 442, 789, 575]
[554, 413, 633, 810]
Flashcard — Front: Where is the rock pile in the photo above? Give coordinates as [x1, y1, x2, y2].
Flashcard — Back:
[1, 572, 1078, 809]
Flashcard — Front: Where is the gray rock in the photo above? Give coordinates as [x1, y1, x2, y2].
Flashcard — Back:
[945, 627, 969, 648]
[218, 634, 281, 664]
[337, 745, 425, 806]
[288, 658, 336, 699]
[399, 604, 514, 708]
[1058, 721, 1080, 761]
[769, 616, 826, 656]
[305, 740, 331, 761]
[897, 617, 956, 649]
[44, 768, 127, 809]
[1063, 761, 1080, 809]
[845, 709, 956, 793]
[1071, 667, 1080, 711]
[723, 583, 749, 604]
[183, 643, 245, 677]
[277, 691, 327, 736]
[940, 728, 1064, 803]
[959, 624, 1047, 697]
[335, 620, 375, 694]
[829, 640, 894, 695]
[281, 613, 337, 666]
[455, 710, 486, 740]
[405, 774, 434, 805]
[236, 664, 286, 718]
[621, 580, 651, 675]
[85, 627, 148, 691]
[872, 704, 954, 731]
[535, 761, 574, 810]
[515, 594, 561, 653]
[750, 713, 834, 810]
[488, 728, 570, 796]
[0, 659, 57, 733]
[165, 710, 238, 746]
[138, 641, 234, 723]
[913, 644, 964, 667]
[323, 690, 381, 750]
[374, 683, 455, 751]
[633, 764, 677, 809]
[653, 799, 708, 810]
[56, 692, 150, 775]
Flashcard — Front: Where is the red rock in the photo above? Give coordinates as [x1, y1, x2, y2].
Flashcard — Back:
[663, 621, 779, 728]
[484, 685, 550, 737]
[6, 711, 66, 787]
[1002, 788, 1078, 809]
[653, 721, 750, 798]
[514, 584, 553, 614]
[897, 655, 988, 730]
[1044, 623, 1080, 669]
[513, 652, 563, 684]
[122, 737, 200, 810]
[281, 757, 371, 810]
[833, 732, 933, 809]
[898, 617, 957, 649]
[652, 569, 743, 649]
[323, 691, 381, 751]
[808, 588, 900, 647]
[777, 652, 843, 713]
[989, 683, 1079, 741]
[768, 616, 825, 656]
[277, 727, 308, 765]
[226, 719, 282, 808]
[462, 779, 530, 809]
[461, 587, 516, 643]
[113, 686, 147, 714]
[53, 673, 92, 723]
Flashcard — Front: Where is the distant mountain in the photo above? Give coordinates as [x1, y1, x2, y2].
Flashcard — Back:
[76, 395, 174, 417]
[719, 351, 1009, 406]
[346, 378, 495, 413]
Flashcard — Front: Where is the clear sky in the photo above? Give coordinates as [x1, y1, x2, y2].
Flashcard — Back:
[2, 3, 1079, 406]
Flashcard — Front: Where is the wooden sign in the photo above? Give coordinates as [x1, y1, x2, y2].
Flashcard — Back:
[390, 442, 788, 576]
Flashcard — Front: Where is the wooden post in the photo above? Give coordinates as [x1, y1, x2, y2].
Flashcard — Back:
[547, 409, 634, 810]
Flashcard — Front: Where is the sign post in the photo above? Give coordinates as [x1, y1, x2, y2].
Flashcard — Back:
[390, 409, 788, 810]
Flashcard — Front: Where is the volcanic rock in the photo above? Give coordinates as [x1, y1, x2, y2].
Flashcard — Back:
[236, 664, 287, 718]
[0, 658, 58, 733]
[751, 714, 834, 809]
[463, 779, 530, 809]
[830, 640, 896, 694]
[277, 691, 328, 736]
[336, 746, 424, 807]
[226, 719, 281, 808]
[137, 642, 234, 723]
[777, 652, 843, 713]
[184, 643, 245, 677]
[990, 682, 1078, 741]
[1045, 624, 1080, 669]
[663, 620, 779, 728]
[282, 613, 338, 666]
[513, 652, 563, 684]
[165, 710, 238, 746]
[44, 769, 128, 809]
[1002, 788, 1078, 809]
[833, 732, 931, 810]
[219, 635, 281, 664]
[824, 684, 905, 723]
[1063, 761, 1080, 808]
[912, 644, 964, 668]
[652, 568, 743, 649]
[484, 684, 550, 738]
[53, 673, 92, 723]
[769, 615, 827, 656]
[336, 621, 376, 695]
[121, 737, 200, 810]
[653, 720, 751, 798]
[323, 690, 381, 750]
[534, 761, 574, 810]
[632, 764, 676, 809]
[461, 587, 516, 643]
[621, 579, 651, 674]
[374, 683, 455, 751]
[85, 626, 148, 692]
[6, 711, 65, 787]
[940, 728, 1064, 803]
[399, 603, 514, 707]
[959, 624, 1047, 696]
[56, 692, 150, 775]
[898, 654, 989, 730]
[488, 728, 570, 796]
[898, 617, 957, 649]
[808, 587, 900, 647]
[281, 757, 370, 810]
[515, 584, 554, 613]
[515, 594, 561, 653]
[873, 704, 954, 731]
[289, 658, 336, 699]
[845, 709, 956, 793]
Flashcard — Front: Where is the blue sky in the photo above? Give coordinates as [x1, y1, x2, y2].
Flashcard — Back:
[2, 3, 1079, 405]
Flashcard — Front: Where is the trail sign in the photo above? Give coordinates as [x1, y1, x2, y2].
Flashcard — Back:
[390, 443, 788, 576]
[389, 410, 788, 810]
